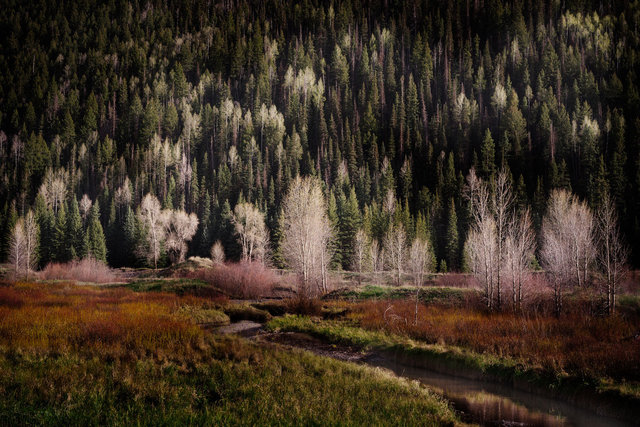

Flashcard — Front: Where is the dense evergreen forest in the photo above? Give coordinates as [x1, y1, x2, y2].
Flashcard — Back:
[1, 0, 640, 270]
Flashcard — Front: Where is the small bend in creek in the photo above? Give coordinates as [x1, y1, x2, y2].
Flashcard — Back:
[246, 328, 633, 427]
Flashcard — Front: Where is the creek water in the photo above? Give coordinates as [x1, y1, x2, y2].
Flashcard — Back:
[366, 356, 632, 427]
[221, 324, 632, 426]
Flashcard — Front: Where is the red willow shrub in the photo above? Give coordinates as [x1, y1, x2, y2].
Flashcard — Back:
[354, 299, 640, 381]
[191, 261, 278, 299]
[39, 258, 117, 283]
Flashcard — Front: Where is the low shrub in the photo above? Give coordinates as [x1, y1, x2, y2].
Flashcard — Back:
[190, 261, 278, 298]
[224, 304, 272, 323]
[285, 295, 322, 316]
[39, 258, 117, 283]
[251, 301, 288, 316]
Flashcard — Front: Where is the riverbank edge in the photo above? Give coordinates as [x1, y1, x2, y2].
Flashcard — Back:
[266, 315, 640, 424]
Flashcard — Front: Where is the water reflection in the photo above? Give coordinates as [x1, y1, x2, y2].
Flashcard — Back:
[367, 357, 630, 427]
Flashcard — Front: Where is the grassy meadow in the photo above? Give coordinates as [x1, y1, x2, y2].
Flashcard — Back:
[0, 281, 462, 426]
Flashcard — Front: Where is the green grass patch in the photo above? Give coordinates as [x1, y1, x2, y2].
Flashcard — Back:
[0, 336, 461, 426]
[328, 284, 473, 305]
[176, 305, 230, 326]
[267, 315, 640, 407]
[122, 278, 217, 295]
[224, 304, 272, 323]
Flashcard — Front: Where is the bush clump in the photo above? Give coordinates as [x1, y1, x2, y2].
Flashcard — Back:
[191, 261, 278, 299]
[39, 258, 117, 283]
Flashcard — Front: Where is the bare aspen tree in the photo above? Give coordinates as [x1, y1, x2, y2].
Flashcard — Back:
[493, 170, 514, 310]
[23, 211, 39, 277]
[384, 223, 407, 286]
[541, 190, 595, 315]
[9, 212, 38, 279]
[38, 169, 67, 214]
[352, 228, 370, 284]
[315, 218, 333, 294]
[163, 210, 198, 264]
[505, 209, 535, 311]
[369, 238, 383, 275]
[596, 194, 628, 315]
[409, 236, 432, 324]
[409, 237, 431, 287]
[282, 176, 334, 296]
[467, 213, 498, 309]
[465, 169, 497, 309]
[79, 194, 93, 222]
[138, 194, 165, 269]
[210, 240, 226, 264]
[233, 202, 269, 263]
[9, 219, 26, 279]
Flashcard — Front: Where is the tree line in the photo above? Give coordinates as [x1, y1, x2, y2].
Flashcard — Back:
[1, 0, 638, 288]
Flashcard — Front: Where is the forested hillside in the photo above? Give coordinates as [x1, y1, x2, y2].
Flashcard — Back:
[1, 0, 639, 269]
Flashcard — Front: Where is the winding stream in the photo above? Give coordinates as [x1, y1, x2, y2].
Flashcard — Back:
[366, 355, 629, 427]
[219, 322, 633, 426]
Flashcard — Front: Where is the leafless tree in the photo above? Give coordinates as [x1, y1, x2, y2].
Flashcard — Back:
[9, 212, 38, 279]
[409, 237, 431, 287]
[541, 190, 595, 315]
[9, 219, 26, 279]
[505, 209, 535, 311]
[233, 202, 269, 263]
[384, 223, 407, 286]
[369, 238, 383, 275]
[281, 176, 334, 296]
[38, 168, 67, 214]
[493, 170, 514, 310]
[352, 228, 370, 284]
[79, 194, 93, 223]
[466, 168, 533, 312]
[465, 169, 497, 309]
[467, 213, 498, 309]
[114, 177, 132, 217]
[163, 210, 198, 264]
[138, 194, 165, 269]
[408, 236, 432, 324]
[596, 194, 628, 315]
[210, 240, 225, 264]
[23, 211, 39, 276]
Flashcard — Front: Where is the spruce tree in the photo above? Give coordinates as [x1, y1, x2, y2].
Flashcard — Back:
[445, 198, 459, 270]
[480, 129, 495, 179]
[123, 205, 139, 266]
[84, 202, 107, 262]
[53, 204, 67, 262]
[219, 200, 240, 261]
[66, 197, 83, 260]
[327, 191, 341, 268]
[3, 201, 18, 263]
[35, 195, 54, 267]
[338, 188, 361, 269]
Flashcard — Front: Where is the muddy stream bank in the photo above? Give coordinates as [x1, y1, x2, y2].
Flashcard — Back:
[218, 321, 633, 426]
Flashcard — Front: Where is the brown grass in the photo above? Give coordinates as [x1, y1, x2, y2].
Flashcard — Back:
[190, 261, 278, 298]
[353, 299, 640, 381]
[0, 282, 214, 360]
[39, 258, 117, 283]
[434, 273, 476, 288]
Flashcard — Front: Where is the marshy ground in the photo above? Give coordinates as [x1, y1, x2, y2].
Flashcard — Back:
[1, 271, 639, 425]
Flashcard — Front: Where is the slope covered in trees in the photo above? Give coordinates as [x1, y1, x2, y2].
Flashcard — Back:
[1, 0, 639, 270]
